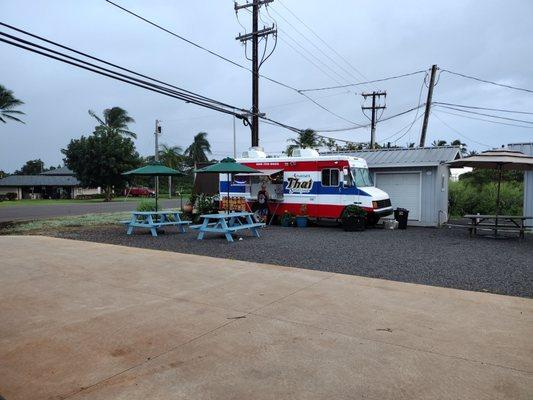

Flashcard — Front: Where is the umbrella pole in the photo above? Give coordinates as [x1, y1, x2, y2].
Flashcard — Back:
[495, 164, 502, 237]
[227, 172, 230, 214]
[155, 176, 159, 212]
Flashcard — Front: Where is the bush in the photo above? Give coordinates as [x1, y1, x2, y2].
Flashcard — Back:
[449, 180, 523, 217]
[6, 192, 17, 201]
[341, 205, 367, 218]
[195, 194, 217, 215]
[136, 199, 157, 212]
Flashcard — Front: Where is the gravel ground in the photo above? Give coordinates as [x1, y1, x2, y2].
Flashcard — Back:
[47, 224, 533, 298]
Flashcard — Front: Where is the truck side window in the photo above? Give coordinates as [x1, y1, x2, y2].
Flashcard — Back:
[321, 169, 330, 186]
[330, 169, 339, 186]
[321, 169, 339, 187]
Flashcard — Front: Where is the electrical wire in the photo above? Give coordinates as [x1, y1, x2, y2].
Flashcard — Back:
[104, 0, 364, 127]
[440, 69, 533, 94]
[433, 104, 533, 125]
[276, 0, 369, 82]
[434, 109, 533, 129]
[432, 101, 533, 115]
[432, 112, 492, 148]
[268, 5, 358, 84]
[298, 70, 427, 92]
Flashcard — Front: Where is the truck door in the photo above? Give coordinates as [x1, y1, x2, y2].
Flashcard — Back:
[318, 167, 342, 218]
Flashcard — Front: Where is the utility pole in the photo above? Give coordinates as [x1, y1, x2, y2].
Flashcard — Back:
[361, 91, 386, 149]
[235, 0, 276, 148]
[154, 119, 161, 198]
[233, 114, 237, 158]
[419, 64, 438, 147]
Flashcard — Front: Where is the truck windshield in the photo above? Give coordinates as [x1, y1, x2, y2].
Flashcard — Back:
[351, 167, 373, 187]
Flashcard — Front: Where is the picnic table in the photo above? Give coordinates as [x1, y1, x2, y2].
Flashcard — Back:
[464, 214, 532, 239]
[191, 212, 265, 242]
[122, 210, 191, 237]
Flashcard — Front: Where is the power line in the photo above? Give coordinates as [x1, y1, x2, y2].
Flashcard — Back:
[433, 104, 533, 125]
[275, 0, 368, 82]
[434, 109, 533, 129]
[433, 101, 533, 115]
[440, 69, 533, 94]
[267, 5, 358, 84]
[298, 70, 427, 92]
[0, 29, 310, 135]
[104, 0, 366, 127]
[432, 113, 492, 148]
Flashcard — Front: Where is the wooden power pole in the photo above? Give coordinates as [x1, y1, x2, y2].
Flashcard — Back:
[419, 64, 438, 147]
[361, 91, 386, 149]
[235, 0, 276, 148]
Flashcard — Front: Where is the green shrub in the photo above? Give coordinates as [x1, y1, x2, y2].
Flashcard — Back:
[6, 192, 17, 201]
[449, 180, 523, 217]
[341, 205, 367, 218]
[136, 199, 157, 212]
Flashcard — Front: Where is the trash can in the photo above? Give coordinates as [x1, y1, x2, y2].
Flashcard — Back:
[394, 208, 409, 229]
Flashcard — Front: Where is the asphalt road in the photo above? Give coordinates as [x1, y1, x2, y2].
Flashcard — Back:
[0, 199, 180, 222]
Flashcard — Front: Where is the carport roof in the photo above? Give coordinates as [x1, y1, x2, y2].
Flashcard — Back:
[0, 174, 80, 187]
[332, 146, 462, 168]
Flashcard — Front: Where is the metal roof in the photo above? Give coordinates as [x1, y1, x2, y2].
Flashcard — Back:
[40, 166, 74, 175]
[0, 174, 80, 187]
[329, 146, 462, 168]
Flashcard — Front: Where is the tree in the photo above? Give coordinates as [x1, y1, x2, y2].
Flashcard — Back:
[0, 170, 7, 179]
[88, 107, 136, 139]
[62, 131, 141, 201]
[184, 132, 211, 164]
[15, 159, 45, 175]
[159, 144, 183, 197]
[450, 139, 468, 155]
[0, 85, 25, 124]
[286, 129, 323, 155]
[431, 139, 447, 147]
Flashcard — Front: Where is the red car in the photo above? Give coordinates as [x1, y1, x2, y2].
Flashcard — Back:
[126, 187, 155, 197]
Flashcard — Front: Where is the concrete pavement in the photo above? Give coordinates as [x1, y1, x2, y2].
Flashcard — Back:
[0, 236, 531, 400]
[0, 199, 179, 222]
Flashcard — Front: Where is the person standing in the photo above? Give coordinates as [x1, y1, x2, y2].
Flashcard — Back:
[256, 183, 269, 223]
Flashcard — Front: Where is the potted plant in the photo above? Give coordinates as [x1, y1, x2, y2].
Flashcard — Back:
[295, 204, 308, 228]
[280, 210, 294, 227]
[341, 205, 367, 231]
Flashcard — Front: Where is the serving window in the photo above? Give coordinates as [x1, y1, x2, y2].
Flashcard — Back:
[321, 169, 339, 187]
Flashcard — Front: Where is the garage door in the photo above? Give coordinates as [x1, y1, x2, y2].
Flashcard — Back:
[375, 172, 421, 220]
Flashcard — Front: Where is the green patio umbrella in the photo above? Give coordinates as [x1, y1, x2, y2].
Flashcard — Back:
[123, 162, 183, 211]
[195, 157, 260, 213]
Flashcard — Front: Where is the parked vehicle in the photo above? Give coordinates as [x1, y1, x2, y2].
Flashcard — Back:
[219, 148, 393, 225]
[126, 187, 155, 197]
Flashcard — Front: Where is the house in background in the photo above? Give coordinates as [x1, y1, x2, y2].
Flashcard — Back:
[332, 146, 462, 226]
[0, 166, 101, 200]
[508, 142, 533, 228]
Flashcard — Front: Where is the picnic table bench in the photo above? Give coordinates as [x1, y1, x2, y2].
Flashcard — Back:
[121, 210, 191, 237]
[455, 214, 533, 239]
[190, 212, 265, 242]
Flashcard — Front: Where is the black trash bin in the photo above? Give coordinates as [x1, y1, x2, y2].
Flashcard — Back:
[394, 208, 409, 229]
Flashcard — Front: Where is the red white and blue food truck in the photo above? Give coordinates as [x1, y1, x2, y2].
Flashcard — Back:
[219, 148, 393, 224]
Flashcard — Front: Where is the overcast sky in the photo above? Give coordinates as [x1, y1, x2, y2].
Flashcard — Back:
[1, 0, 532, 172]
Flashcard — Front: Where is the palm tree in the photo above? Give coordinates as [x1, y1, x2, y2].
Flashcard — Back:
[451, 139, 468, 155]
[286, 129, 323, 155]
[159, 144, 183, 198]
[88, 107, 136, 138]
[0, 85, 25, 124]
[185, 132, 211, 165]
[431, 139, 447, 147]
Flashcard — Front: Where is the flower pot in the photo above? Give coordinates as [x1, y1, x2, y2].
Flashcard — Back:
[182, 203, 193, 213]
[342, 215, 365, 231]
[281, 218, 291, 227]
[295, 216, 308, 228]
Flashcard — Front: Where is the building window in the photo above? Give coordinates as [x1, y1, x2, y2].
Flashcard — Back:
[321, 169, 339, 187]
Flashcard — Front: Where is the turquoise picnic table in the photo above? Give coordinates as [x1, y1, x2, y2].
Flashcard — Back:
[122, 210, 191, 237]
[191, 212, 265, 242]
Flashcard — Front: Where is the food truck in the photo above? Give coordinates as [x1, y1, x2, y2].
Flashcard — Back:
[219, 148, 393, 224]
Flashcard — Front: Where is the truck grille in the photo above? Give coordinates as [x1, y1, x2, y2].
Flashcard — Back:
[375, 199, 391, 209]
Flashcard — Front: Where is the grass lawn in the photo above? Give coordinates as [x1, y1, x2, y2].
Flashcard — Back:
[0, 195, 190, 208]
